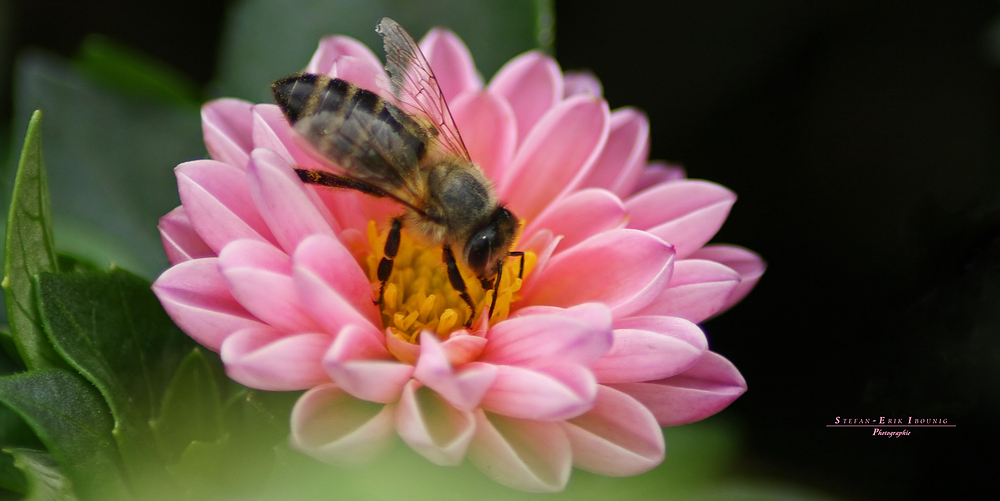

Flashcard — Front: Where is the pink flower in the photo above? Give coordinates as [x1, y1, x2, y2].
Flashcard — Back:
[152, 25, 763, 492]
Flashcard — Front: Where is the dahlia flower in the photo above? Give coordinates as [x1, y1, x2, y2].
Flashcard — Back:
[152, 25, 763, 492]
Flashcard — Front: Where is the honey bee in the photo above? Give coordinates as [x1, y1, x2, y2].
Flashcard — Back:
[271, 17, 522, 328]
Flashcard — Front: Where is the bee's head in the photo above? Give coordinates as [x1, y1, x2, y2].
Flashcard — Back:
[464, 206, 520, 283]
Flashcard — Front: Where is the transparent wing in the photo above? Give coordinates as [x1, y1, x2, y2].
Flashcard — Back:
[377, 17, 472, 162]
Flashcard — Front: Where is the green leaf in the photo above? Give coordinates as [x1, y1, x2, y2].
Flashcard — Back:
[0, 330, 25, 374]
[150, 348, 228, 498]
[55, 253, 99, 274]
[5, 449, 74, 501]
[34, 268, 195, 492]
[2, 110, 64, 370]
[164, 439, 230, 498]
[155, 384, 299, 498]
[0, 451, 27, 495]
[235, 389, 300, 440]
[215, 0, 553, 103]
[150, 348, 223, 463]
[0, 402, 44, 493]
[75, 35, 201, 107]
[215, 389, 296, 485]
[0, 369, 130, 500]
[12, 51, 205, 281]
[155, 365, 296, 498]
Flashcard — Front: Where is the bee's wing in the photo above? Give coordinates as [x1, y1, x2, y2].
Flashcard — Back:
[377, 17, 472, 162]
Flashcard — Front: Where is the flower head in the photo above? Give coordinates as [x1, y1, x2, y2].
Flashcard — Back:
[152, 23, 763, 492]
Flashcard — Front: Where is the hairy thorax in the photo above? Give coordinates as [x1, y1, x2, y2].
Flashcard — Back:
[408, 160, 497, 247]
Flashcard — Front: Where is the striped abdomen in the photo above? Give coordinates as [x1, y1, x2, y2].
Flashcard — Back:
[271, 74, 428, 189]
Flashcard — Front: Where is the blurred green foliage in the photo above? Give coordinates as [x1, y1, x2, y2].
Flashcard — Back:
[215, 0, 553, 103]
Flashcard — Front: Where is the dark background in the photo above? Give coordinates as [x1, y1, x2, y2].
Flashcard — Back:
[4, 0, 999, 499]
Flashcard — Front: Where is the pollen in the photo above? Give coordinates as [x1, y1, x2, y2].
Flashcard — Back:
[362, 221, 535, 343]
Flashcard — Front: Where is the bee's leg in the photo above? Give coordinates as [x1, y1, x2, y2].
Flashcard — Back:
[487, 261, 503, 322]
[443, 245, 476, 328]
[485, 251, 526, 321]
[376, 218, 403, 306]
[509, 251, 525, 279]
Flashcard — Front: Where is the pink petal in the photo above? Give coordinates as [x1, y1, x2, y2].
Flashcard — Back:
[317, 189, 402, 237]
[290, 383, 396, 465]
[609, 351, 747, 427]
[488, 51, 563, 144]
[247, 148, 337, 254]
[331, 56, 385, 96]
[539, 302, 613, 327]
[158, 206, 214, 264]
[292, 234, 381, 332]
[480, 364, 597, 421]
[630, 162, 686, 195]
[519, 229, 674, 318]
[386, 333, 420, 365]
[482, 304, 613, 367]
[152, 258, 265, 351]
[580, 108, 650, 198]
[522, 188, 626, 253]
[250, 105, 294, 163]
[625, 180, 736, 259]
[515, 233, 560, 299]
[305, 35, 382, 76]
[175, 159, 277, 253]
[324, 324, 413, 404]
[450, 91, 516, 183]
[562, 385, 664, 476]
[424, 358, 497, 411]
[395, 381, 475, 466]
[519, 227, 552, 255]
[468, 411, 571, 493]
[634, 259, 740, 323]
[438, 332, 487, 366]
[420, 28, 482, 101]
[592, 315, 707, 384]
[252, 105, 376, 233]
[216, 238, 290, 273]
[414, 332, 496, 411]
[251, 104, 329, 171]
[500, 95, 610, 222]
[220, 327, 331, 390]
[201, 98, 254, 169]
[690, 245, 766, 311]
[563, 71, 602, 98]
[217, 239, 320, 333]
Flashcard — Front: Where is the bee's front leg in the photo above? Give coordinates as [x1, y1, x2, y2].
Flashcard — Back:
[443, 245, 476, 328]
[376, 218, 403, 306]
[510, 251, 525, 280]
[484, 251, 525, 322]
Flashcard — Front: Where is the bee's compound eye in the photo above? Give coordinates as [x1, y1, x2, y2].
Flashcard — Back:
[465, 225, 497, 276]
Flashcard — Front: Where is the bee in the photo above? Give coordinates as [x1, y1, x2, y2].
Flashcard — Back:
[271, 17, 523, 328]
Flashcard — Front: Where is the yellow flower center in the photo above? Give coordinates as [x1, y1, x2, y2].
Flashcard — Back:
[361, 221, 536, 343]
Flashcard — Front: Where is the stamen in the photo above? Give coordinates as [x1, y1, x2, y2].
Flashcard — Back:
[419, 295, 437, 320]
[436, 309, 458, 336]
